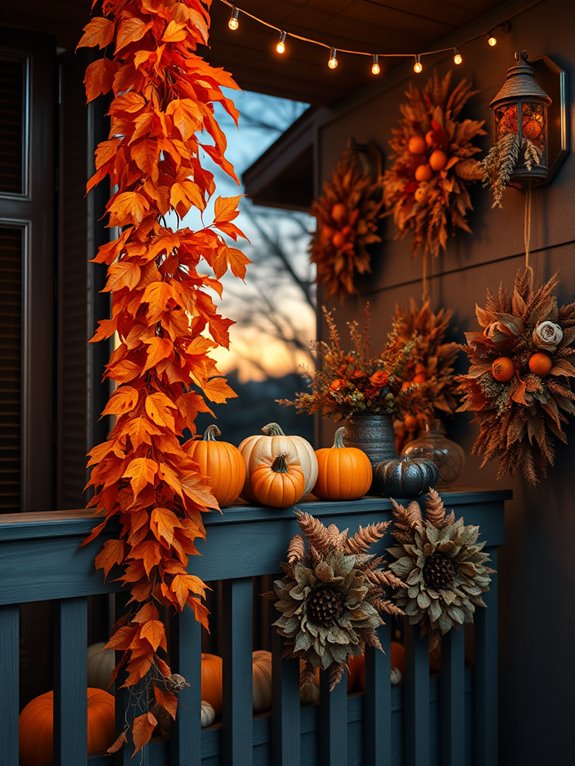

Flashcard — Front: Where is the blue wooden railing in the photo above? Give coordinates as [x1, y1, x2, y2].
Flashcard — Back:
[0, 490, 509, 766]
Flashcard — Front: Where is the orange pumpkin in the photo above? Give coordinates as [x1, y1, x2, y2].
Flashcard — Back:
[347, 642, 406, 692]
[250, 453, 305, 508]
[313, 427, 372, 501]
[19, 688, 115, 766]
[528, 352, 553, 376]
[201, 653, 223, 716]
[186, 425, 246, 507]
[491, 356, 515, 382]
[239, 423, 317, 500]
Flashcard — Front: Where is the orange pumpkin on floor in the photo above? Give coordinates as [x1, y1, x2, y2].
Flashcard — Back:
[19, 688, 115, 766]
[347, 642, 406, 692]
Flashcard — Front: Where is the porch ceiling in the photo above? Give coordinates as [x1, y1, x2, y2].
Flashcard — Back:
[2, 0, 503, 105]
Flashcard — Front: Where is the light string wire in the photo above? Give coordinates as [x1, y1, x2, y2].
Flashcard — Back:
[218, 0, 511, 67]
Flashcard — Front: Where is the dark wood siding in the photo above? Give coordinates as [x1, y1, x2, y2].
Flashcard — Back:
[314, 1, 575, 764]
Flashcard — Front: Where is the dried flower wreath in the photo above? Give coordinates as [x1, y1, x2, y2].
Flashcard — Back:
[388, 490, 492, 642]
[383, 71, 485, 259]
[310, 143, 385, 300]
[272, 511, 405, 691]
[456, 267, 575, 484]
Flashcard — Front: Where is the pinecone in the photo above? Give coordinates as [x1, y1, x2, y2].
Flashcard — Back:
[307, 585, 345, 626]
[165, 673, 190, 693]
[423, 553, 456, 590]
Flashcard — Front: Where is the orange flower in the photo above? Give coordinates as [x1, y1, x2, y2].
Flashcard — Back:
[369, 371, 389, 387]
[350, 370, 368, 382]
[330, 379, 346, 392]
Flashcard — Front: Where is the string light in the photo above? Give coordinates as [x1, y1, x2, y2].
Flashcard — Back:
[218, 0, 513, 80]
[228, 6, 239, 31]
[276, 30, 287, 54]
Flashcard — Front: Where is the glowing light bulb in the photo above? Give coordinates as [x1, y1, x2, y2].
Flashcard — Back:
[228, 7, 239, 31]
[413, 55, 423, 74]
[371, 54, 381, 75]
[453, 49, 463, 65]
[328, 48, 338, 69]
[488, 34, 497, 46]
[276, 30, 286, 54]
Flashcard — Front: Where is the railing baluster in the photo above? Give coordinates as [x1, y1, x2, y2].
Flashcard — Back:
[475, 549, 499, 766]
[171, 606, 202, 766]
[114, 593, 150, 766]
[404, 623, 430, 766]
[221, 577, 253, 766]
[54, 597, 88, 766]
[364, 624, 392, 766]
[441, 627, 465, 765]
[319, 667, 347, 766]
[0, 605, 19, 766]
[271, 627, 301, 765]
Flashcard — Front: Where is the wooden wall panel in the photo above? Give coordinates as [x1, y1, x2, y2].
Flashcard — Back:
[314, 1, 575, 764]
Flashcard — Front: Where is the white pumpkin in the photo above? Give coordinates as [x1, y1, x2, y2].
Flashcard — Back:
[239, 423, 318, 500]
[87, 642, 115, 690]
[201, 700, 216, 727]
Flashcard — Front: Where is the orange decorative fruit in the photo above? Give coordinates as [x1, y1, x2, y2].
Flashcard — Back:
[491, 357, 515, 382]
[415, 163, 433, 182]
[528, 352, 553, 376]
[408, 135, 426, 155]
[429, 149, 447, 171]
[412, 373, 427, 384]
[414, 185, 428, 203]
[331, 202, 347, 223]
[523, 119, 542, 141]
[403, 414, 419, 431]
[332, 231, 347, 248]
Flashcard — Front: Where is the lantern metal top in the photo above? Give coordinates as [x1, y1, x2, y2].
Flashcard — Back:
[490, 50, 552, 108]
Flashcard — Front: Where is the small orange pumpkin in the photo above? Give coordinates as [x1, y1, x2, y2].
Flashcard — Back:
[528, 352, 553, 376]
[491, 356, 515, 382]
[250, 453, 305, 508]
[186, 425, 246, 507]
[19, 688, 115, 766]
[200, 653, 223, 716]
[313, 427, 372, 501]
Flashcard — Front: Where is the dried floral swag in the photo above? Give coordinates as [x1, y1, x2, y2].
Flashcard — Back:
[310, 143, 385, 300]
[279, 303, 430, 420]
[79, 0, 248, 753]
[383, 71, 485, 259]
[457, 267, 575, 485]
[388, 490, 492, 642]
[272, 511, 406, 690]
[390, 300, 459, 444]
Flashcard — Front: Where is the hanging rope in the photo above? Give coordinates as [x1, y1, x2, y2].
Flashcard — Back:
[421, 250, 429, 303]
[524, 184, 534, 286]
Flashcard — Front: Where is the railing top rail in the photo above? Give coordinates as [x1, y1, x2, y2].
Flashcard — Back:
[0, 489, 511, 541]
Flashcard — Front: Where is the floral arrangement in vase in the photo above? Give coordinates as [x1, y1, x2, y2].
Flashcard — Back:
[278, 304, 430, 421]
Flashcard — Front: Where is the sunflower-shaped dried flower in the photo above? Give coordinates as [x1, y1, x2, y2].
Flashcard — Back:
[388, 489, 493, 641]
[273, 512, 405, 690]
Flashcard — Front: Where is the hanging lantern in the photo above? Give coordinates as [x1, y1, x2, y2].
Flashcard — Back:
[490, 50, 552, 185]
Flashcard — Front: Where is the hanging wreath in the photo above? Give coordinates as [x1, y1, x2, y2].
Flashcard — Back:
[310, 143, 385, 300]
[388, 489, 493, 642]
[272, 511, 406, 691]
[456, 267, 575, 485]
[383, 71, 485, 259]
[389, 299, 459, 442]
[79, 0, 248, 754]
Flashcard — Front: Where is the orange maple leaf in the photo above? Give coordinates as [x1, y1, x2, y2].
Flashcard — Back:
[115, 17, 151, 54]
[84, 57, 117, 102]
[95, 538, 125, 578]
[108, 191, 150, 227]
[77, 17, 115, 50]
[150, 506, 182, 545]
[122, 457, 158, 499]
[202, 376, 238, 404]
[132, 711, 157, 753]
[153, 686, 178, 720]
[139, 619, 166, 651]
[145, 392, 177, 429]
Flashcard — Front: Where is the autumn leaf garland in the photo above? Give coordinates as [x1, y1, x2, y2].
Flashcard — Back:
[79, 0, 248, 753]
